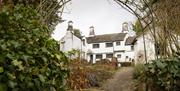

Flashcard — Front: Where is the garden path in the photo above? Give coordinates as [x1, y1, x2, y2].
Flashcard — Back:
[102, 67, 135, 91]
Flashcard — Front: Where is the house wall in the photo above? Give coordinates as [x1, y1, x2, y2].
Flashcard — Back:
[60, 31, 86, 59]
[60, 30, 135, 63]
[86, 34, 135, 63]
[125, 45, 135, 61]
[134, 32, 156, 64]
[86, 42, 114, 63]
[134, 29, 180, 65]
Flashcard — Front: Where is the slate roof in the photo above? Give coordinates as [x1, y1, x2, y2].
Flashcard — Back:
[125, 36, 136, 45]
[86, 33, 127, 44]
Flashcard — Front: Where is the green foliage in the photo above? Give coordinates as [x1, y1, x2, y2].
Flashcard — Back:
[0, 5, 69, 91]
[133, 20, 143, 35]
[2, 0, 70, 30]
[145, 58, 180, 90]
[73, 29, 82, 38]
[136, 57, 180, 91]
[133, 63, 145, 79]
[67, 49, 80, 59]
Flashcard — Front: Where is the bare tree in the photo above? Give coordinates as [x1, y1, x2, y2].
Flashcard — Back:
[114, 0, 180, 59]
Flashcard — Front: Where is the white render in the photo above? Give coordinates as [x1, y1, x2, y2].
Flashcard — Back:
[86, 34, 135, 63]
[134, 31, 156, 64]
[59, 21, 180, 65]
[60, 31, 86, 59]
[60, 21, 136, 64]
[134, 29, 180, 64]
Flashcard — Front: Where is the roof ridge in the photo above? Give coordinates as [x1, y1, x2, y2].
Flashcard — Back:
[86, 32, 127, 38]
[86, 33, 127, 43]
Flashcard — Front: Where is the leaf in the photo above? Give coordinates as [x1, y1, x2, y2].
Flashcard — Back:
[12, 60, 22, 66]
[10, 40, 21, 48]
[14, 13, 23, 20]
[150, 68, 155, 73]
[6, 54, 14, 60]
[0, 67, 4, 73]
[19, 74, 25, 82]
[38, 74, 45, 83]
[0, 44, 6, 50]
[22, 55, 31, 61]
[41, 47, 49, 53]
[156, 61, 166, 69]
[8, 80, 17, 88]
[11, 60, 24, 71]
[42, 56, 48, 62]
[0, 83, 7, 91]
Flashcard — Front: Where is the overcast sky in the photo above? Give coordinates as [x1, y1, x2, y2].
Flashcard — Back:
[52, 0, 136, 41]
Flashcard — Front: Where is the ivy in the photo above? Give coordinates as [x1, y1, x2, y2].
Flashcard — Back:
[0, 5, 69, 91]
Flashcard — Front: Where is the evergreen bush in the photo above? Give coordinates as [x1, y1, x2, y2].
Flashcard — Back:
[0, 5, 69, 91]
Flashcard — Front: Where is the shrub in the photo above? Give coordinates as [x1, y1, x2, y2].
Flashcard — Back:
[119, 62, 132, 67]
[133, 63, 145, 79]
[67, 59, 117, 90]
[89, 65, 115, 86]
[0, 5, 68, 91]
[95, 58, 118, 68]
[67, 59, 90, 90]
[136, 56, 180, 91]
[145, 57, 180, 90]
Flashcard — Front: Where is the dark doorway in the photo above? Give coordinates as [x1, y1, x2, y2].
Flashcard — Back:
[90, 54, 93, 63]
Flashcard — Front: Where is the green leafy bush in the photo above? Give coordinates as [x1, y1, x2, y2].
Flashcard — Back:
[133, 63, 145, 79]
[134, 56, 180, 91]
[145, 57, 180, 90]
[0, 5, 68, 91]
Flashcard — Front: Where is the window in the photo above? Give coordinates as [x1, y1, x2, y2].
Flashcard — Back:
[93, 44, 99, 48]
[106, 54, 113, 58]
[117, 54, 121, 58]
[90, 55, 93, 60]
[131, 46, 134, 50]
[106, 43, 113, 47]
[96, 54, 102, 59]
[126, 56, 128, 58]
[82, 39, 85, 46]
[116, 42, 121, 46]
[90, 55, 93, 63]
[126, 56, 129, 58]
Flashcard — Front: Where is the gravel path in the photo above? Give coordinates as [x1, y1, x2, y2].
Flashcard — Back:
[102, 67, 134, 91]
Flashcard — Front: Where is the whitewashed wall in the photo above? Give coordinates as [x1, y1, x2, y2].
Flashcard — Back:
[86, 34, 135, 63]
[60, 31, 86, 59]
[134, 32, 156, 64]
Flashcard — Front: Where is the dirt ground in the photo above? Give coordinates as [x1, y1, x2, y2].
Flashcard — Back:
[102, 67, 135, 91]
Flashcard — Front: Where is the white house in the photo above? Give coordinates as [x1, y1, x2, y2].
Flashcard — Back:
[134, 28, 180, 64]
[134, 31, 156, 64]
[60, 21, 136, 63]
[60, 21, 86, 59]
[86, 22, 136, 63]
[60, 21, 180, 64]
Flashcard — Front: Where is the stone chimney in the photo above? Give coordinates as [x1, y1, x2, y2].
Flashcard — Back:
[122, 22, 128, 33]
[89, 26, 95, 37]
[67, 21, 73, 31]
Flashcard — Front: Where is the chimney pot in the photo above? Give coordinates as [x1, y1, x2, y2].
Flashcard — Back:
[67, 21, 73, 31]
[89, 26, 95, 37]
[122, 22, 128, 33]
